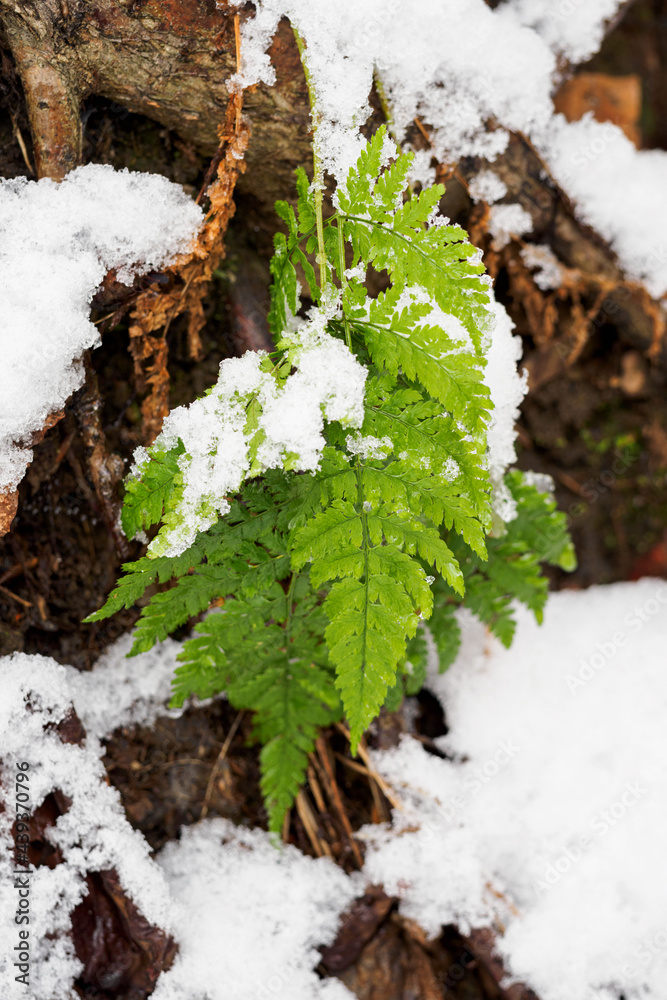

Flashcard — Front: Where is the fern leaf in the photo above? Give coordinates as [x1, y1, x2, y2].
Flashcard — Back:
[83, 543, 208, 623]
[291, 483, 447, 748]
[176, 578, 338, 832]
[427, 600, 462, 673]
[121, 441, 184, 540]
[324, 574, 414, 747]
[443, 470, 576, 645]
[336, 125, 492, 352]
[351, 284, 492, 431]
[268, 231, 301, 334]
[366, 390, 491, 525]
[129, 565, 237, 655]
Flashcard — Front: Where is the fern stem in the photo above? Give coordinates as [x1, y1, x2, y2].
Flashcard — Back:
[373, 69, 400, 146]
[352, 462, 371, 755]
[336, 218, 353, 351]
[292, 25, 329, 293]
[285, 570, 298, 645]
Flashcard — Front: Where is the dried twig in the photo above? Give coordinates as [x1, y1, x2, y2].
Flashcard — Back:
[0, 583, 31, 607]
[335, 723, 404, 811]
[295, 790, 332, 858]
[200, 709, 244, 820]
[314, 735, 364, 867]
[334, 752, 391, 823]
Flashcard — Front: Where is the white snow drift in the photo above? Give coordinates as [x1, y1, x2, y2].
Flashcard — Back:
[0, 165, 203, 492]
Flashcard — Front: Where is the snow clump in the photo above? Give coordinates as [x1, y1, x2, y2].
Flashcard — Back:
[0, 165, 203, 493]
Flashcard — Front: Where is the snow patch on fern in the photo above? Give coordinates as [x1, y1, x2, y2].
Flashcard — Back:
[258, 323, 368, 469]
[345, 433, 393, 460]
[147, 319, 367, 557]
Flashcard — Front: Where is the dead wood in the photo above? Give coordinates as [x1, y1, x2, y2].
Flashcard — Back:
[0, 0, 311, 210]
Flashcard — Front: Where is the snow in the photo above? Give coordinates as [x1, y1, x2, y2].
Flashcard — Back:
[152, 820, 357, 1000]
[345, 433, 393, 460]
[506, 0, 625, 63]
[483, 299, 528, 521]
[520, 243, 566, 291]
[256, 320, 368, 468]
[232, 0, 667, 299]
[468, 170, 508, 205]
[488, 203, 534, 251]
[361, 580, 667, 1000]
[538, 115, 667, 299]
[0, 165, 202, 493]
[62, 632, 183, 737]
[147, 303, 368, 557]
[0, 639, 356, 1000]
[232, 0, 553, 178]
[0, 649, 175, 1000]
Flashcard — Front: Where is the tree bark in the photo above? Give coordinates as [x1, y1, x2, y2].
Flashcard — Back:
[0, 0, 311, 210]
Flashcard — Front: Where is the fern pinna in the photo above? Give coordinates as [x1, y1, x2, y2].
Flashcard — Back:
[86, 128, 574, 832]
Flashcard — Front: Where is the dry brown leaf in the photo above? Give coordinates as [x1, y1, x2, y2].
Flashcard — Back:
[0, 489, 19, 535]
[129, 88, 251, 443]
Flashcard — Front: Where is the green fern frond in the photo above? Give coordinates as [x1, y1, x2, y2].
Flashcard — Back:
[121, 441, 184, 540]
[291, 475, 449, 749]
[336, 127, 491, 351]
[442, 470, 576, 646]
[83, 541, 208, 623]
[87, 127, 575, 834]
[351, 284, 491, 431]
[175, 576, 338, 832]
